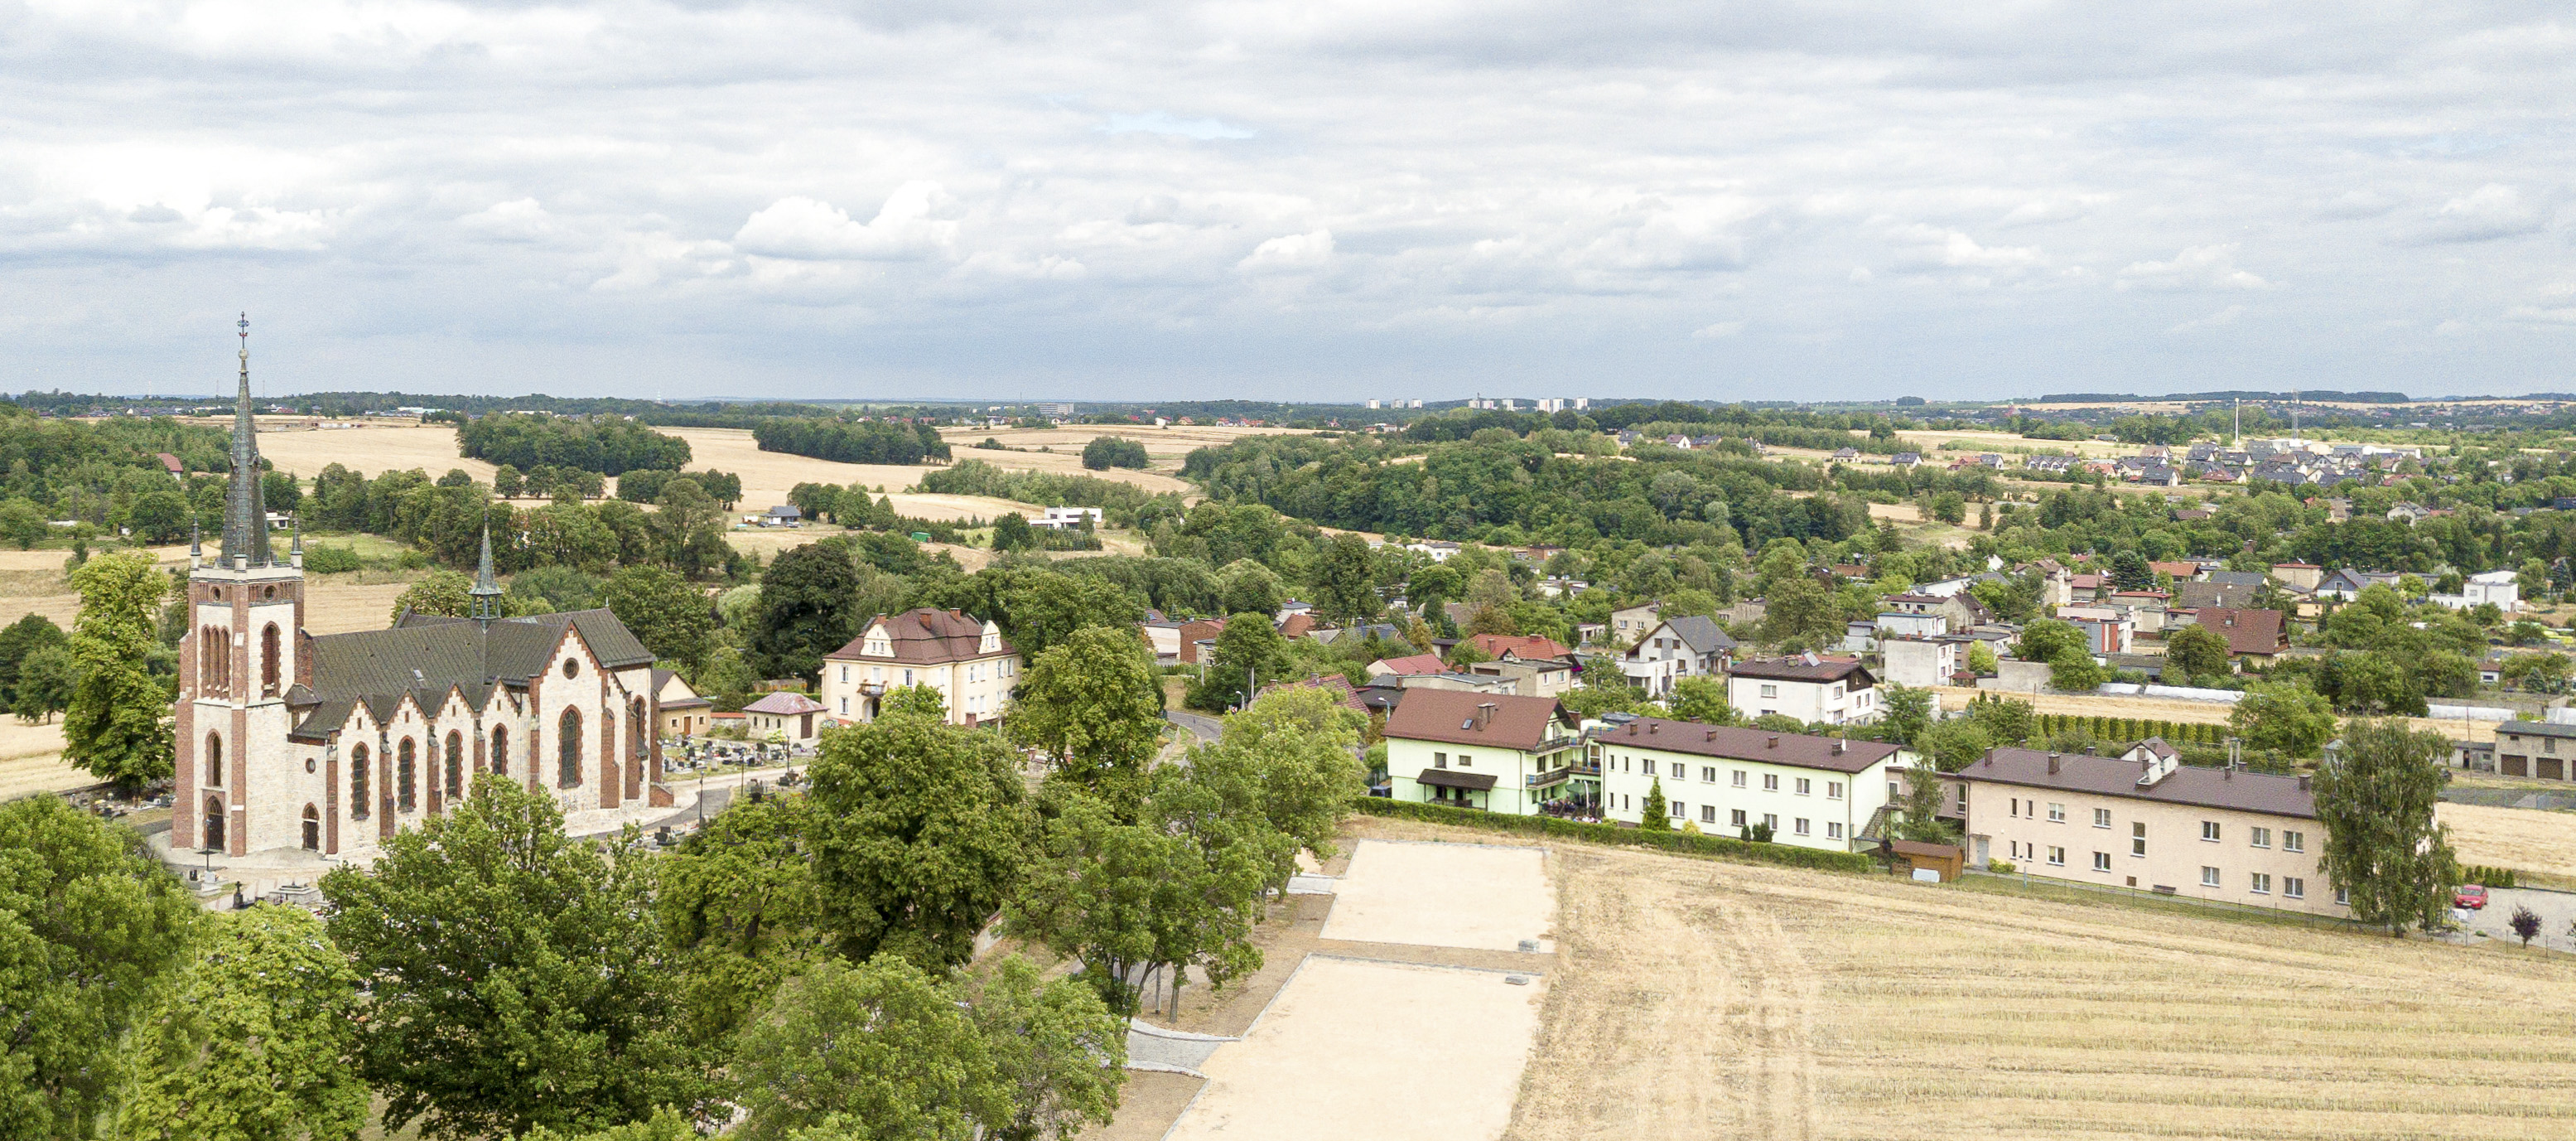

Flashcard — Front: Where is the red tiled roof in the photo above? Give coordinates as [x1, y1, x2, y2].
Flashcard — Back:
[1370, 652, 1449, 676]
[743, 691, 826, 715]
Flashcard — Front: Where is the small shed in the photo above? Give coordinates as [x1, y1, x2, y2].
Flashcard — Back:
[1885, 839, 1965, 883]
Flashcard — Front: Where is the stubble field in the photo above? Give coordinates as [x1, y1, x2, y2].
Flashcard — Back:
[1337, 818, 2576, 1141]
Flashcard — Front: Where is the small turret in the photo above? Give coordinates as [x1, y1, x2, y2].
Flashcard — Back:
[470, 524, 504, 622]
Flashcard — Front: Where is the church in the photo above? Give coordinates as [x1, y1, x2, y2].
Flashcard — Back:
[173, 319, 666, 859]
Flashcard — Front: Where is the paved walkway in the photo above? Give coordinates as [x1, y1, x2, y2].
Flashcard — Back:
[1125, 1019, 1236, 1076]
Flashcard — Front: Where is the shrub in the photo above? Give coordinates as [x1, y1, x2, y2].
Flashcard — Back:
[1081, 436, 1150, 471]
[301, 544, 363, 573]
[1346, 798, 1873, 873]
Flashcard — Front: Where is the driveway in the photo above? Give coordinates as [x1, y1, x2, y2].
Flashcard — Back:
[1166, 709, 1223, 744]
[2450, 887, 2576, 952]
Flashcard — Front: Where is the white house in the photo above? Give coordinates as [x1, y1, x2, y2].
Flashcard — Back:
[1593, 718, 1906, 851]
[1880, 636, 1962, 689]
[1028, 505, 1105, 530]
[1382, 690, 1587, 814]
[1727, 655, 1881, 724]
[818, 608, 1021, 728]
[1619, 615, 1735, 696]
[2429, 569, 2520, 612]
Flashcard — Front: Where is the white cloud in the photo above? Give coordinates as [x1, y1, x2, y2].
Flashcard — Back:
[2167, 304, 2245, 335]
[733, 185, 959, 262]
[1691, 321, 1745, 339]
[458, 198, 553, 242]
[2116, 244, 2270, 292]
[2408, 184, 2545, 244]
[1238, 230, 1334, 272]
[1889, 225, 2042, 273]
[1099, 113, 1257, 140]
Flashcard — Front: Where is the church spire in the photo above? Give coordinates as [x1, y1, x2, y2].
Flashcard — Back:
[470, 522, 504, 621]
[217, 313, 273, 569]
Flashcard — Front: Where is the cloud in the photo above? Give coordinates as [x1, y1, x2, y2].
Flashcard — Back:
[732, 185, 959, 261]
[2407, 184, 2546, 244]
[1691, 321, 1745, 339]
[2506, 285, 2576, 325]
[1237, 230, 1334, 272]
[2116, 244, 2270, 292]
[1889, 225, 2042, 273]
[2314, 190, 2399, 220]
[458, 198, 553, 242]
[2167, 304, 2245, 334]
[1099, 113, 1257, 140]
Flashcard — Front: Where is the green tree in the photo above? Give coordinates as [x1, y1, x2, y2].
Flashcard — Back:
[1965, 694, 2033, 746]
[654, 796, 828, 1050]
[0, 614, 68, 714]
[1007, 792, 1195, 1015]
[1638, 777, 1671, 831]
[1312, 533, 1380, 625]
[1079, 436, 1148, 471]
[652, 478, 731, 578]
[1879, 684, 1932, 747]
[604, 566, 718, 668]
[321, 778, 714, 1141]
[1217, 560, 1287, 618]
[971, 956, 1129, 1141]
[126, 490, 193, 545]
[2501, 651, 2574, 694]
[1966, 641, 2000, 675]
[120, 907, 369, 1141]
[1911, 718, 1993, 772]
[2314, 718, 2461, 936]
[991, 513, 1034, 552]
[0, 498, 45, 550]
[12, 646, 75, 725]
[1665, 675, 1743, 725]
[750, 542, 862, 681]
[1199, 687, 1367, 882]
[388, 570, 473, 621]
[0, 796, 200, 1141]
[1186, 613, 1290, 712]
[2110, 549, 2154, 591]
[1894, 761, 1956, 843]
[504, 564, 601, 615]
[1011, 626, 1165, 816]
[878, 684, 947, 720]
[2048, 654, 2105, 693]
[1758, 577, 1838, 649]
[2016, 619, 2086, 664]
[2163, 622, 2231, 682]
[2230, 682, 2336, 758]
[63, 552, 173, 791]
[805, 713, 1034, 967]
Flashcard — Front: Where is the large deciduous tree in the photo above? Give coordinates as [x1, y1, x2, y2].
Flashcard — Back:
[62, 552, 173, 791]
[750, 542, 863, 682]
[804, 713, 1034, 967]
[120, 907, 369, 1141]
[2314, 718, 2461, 936]
[1311, 533, 1380, 625]
[604, 566, 717, 668]
[1184, 613, 1287, 712]
[2230, 682, 2336, 757]
[321, 779, 714, 1140]
[2162, 622, 2231, 681]
[0, 796, 199, 1141]
[654, 796, 828, 1051]
[1010, 626, 1165, 816]
[388, 571, 473, 621]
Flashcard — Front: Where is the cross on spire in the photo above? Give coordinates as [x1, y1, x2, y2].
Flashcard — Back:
[217, 312, 273, 568]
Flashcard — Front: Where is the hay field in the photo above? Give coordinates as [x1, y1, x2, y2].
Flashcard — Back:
[2439, 802, 2576, 881]
[0, 722, 85, 801]
[246, 421, 499, 484]
[1327, 818, 2576, 1141]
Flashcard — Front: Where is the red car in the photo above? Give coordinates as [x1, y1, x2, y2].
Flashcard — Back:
[2456, 884, 2488, 910]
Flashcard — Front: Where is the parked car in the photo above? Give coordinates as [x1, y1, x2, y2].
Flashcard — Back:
[2456, 883, 2488, 910]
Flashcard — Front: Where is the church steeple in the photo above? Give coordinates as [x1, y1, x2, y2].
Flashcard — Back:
[470, 523, 504, 621]
[218, 313, 273, 569]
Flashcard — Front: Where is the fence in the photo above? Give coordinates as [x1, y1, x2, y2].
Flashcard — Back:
[1347, 798, 1874, 873]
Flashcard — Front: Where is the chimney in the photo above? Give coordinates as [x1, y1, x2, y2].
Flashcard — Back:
[1705, 729, 1716, 742]
[2047, 753, 2061, 775]
[1476, 702, 1497, 728]
[2223, 767, 2232, 781]
[2299, 773, 2312, 791]
[1766, 736, 1779, 749]
[1832, 739, 1846, 755]
[2084, 744, 2096, 756]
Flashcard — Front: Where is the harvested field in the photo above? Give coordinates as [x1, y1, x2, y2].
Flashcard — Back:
[1165, 957, 1546, 1141]
[1322, 839, 1556, 952]
[0, 722, 86, 801]
[2439, 801, 2576, 882]
[657, 428, 1044, 522]
[247, 421, 499, 484]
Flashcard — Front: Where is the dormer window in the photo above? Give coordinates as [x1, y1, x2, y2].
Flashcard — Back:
[866, 640, 891, 657]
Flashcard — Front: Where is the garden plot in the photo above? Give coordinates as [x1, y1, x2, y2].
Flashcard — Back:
[1319, 839, 1555, 952]
[1164, 956, 1546, 1141]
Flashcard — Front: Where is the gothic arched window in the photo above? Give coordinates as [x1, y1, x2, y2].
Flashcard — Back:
[398, 737, 417, 812]
[445, 732, 464, 801]
[351, 745, 370, 819]
[261, 623, 281, 697]
[491, 725, 509, 780]
[205, 732, 223, 787]
[558, 707, 583, 787]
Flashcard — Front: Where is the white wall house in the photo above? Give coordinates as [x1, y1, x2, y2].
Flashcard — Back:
[1727, 656, 1881, 724]
[1618, 615, 1734, 696]
[1591, 718, 1905, 851]
[818, 608, 1021, 728]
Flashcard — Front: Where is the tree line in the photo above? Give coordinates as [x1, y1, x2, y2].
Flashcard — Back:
[456, 413, 694, 476]
[752, 419, 952, 466]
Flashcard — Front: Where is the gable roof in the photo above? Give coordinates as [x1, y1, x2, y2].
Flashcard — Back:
[293, 609, 650, 740]
[823, 607, 1011, 664]
[1595, 717, 1899, 774]
[1369, 653, 1449, 676]
[2197, 607, 2286, 655]
[1952, 747, 2317, 819]
[1468, 633, 1571, 660]
[1659, 614, 1737, 653]
[1382, 689, 1575, 752]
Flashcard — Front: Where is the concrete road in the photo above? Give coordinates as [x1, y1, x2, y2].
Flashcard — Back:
[2451, 887, 2576, 953]
[1166, 709, 1223, 744]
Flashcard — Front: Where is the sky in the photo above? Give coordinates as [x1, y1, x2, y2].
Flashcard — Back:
[2, 1, 2572, 404]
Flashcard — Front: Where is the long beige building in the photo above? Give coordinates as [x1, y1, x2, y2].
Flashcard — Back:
[1947, 744, 2352, 918]
[818, 608, 1019, 728]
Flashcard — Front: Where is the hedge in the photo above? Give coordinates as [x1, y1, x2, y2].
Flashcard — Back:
[2463, 864, 2521, 890]
[1347, 797, 1875, 874]
[2031, 712, 2232, 747]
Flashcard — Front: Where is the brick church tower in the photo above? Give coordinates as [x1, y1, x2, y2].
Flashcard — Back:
[172, 315, 307, 856]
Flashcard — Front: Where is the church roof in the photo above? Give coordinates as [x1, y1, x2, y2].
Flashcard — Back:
[288, 608, 653, 741]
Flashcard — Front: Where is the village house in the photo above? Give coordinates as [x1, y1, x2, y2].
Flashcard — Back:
[1728, 655, 1881, 724]
[1592, 718, 1905, 850]
[741, 691, 826, 743]
[1880, 636, 1966, 689]
[818, 607, 1020, 728]
[1382, 690, 1587, 814]
[1608, 602, 1662, 645]
[654, 670, 713, 739]
[2186, 607, 2288, 664]
[1946, 747, 2351, 918]
[1619, 616, 1735, 696]
[2495, 721, 2576, 781]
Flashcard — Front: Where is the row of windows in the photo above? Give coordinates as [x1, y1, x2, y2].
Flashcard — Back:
[1605, 754, 1845, 800]
[1668, 801, 1847, 840]
[2006, 797, 2305, 854]
[346, 706, 626, 819]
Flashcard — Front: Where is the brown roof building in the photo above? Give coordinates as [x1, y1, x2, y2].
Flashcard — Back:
[819, 607, 1020, 727]
[2194, 607, 2287, 658]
